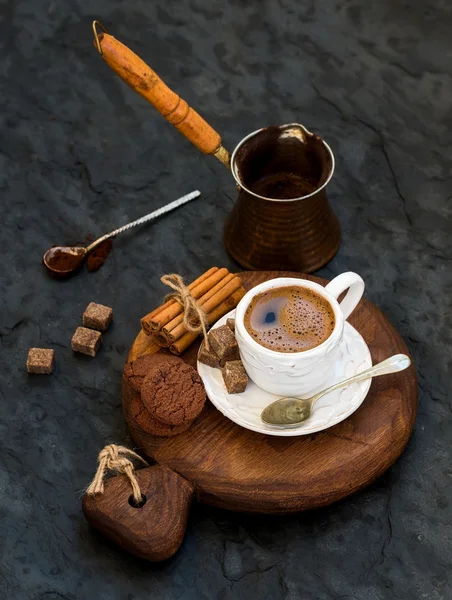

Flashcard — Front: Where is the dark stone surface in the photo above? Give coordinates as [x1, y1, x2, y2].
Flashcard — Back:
[1, 0, 451, 598]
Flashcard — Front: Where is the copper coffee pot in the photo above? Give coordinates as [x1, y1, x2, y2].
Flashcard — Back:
[92, 22, 340, 272]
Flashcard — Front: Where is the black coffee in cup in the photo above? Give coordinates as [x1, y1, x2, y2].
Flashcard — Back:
[244, 285, 335, 353]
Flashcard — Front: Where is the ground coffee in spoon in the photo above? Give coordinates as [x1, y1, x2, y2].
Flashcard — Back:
[45, 248, 84, 272]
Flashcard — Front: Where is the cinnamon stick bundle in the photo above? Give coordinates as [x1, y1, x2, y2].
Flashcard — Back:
[141, 266, 219, 335]
[147, 267, 230, 333]
[160, 274, 241, 344]
[140, 267, 246, 355]
[169, 288, 246, 355]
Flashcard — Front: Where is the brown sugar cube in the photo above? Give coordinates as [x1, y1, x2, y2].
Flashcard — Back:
[198, 341, 220, 368]
[82, 302, 113, 332]
[26, 348, 55, 374]
[208, 324, 238, 361]
[71, 327, 102, 357]
[222, 360, 249, 394]
[219, 346, 240, 367]
[226, 318, 235, 332]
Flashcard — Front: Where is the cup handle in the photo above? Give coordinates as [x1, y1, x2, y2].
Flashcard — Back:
[324, 272, 365, 320]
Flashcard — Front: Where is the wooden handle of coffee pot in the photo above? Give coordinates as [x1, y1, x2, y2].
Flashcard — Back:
[93, 23, 230, 167]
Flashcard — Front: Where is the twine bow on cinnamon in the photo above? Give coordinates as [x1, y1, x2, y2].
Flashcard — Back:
[86, 444, 149, 504]
[161, 273, 210, 349]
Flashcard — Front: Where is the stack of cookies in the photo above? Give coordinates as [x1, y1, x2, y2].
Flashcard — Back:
[122, 354, 206, 437]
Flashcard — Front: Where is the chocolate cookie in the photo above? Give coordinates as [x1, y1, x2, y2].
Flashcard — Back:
[141, 357, 206, 426]
[122, 378, 191, 437]
[123, 353, 178, 392]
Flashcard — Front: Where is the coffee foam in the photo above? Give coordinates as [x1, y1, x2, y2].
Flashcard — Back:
[244, 286, 335, 353]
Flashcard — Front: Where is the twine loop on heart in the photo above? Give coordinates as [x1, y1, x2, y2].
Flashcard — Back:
[161, 273, 210, 348]
[86, 444, 149, 503]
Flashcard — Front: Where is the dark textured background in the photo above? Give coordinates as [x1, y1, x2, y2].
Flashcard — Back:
[1, 0, 451, 598]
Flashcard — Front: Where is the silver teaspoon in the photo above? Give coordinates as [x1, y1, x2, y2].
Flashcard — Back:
[261, 354, 411, 427]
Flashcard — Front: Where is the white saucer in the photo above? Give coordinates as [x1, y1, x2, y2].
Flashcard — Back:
[197, 310, 372, 437]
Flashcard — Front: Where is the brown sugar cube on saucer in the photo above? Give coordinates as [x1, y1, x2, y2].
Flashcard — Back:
[72, 327, 102, 357]
[219, 346, 240, 367]
[222, 360, 248, 394]
[208, 325, 238, 361]
[198, 341, 220, 368]
[26, 348, 55, 374]
[198, 337, 240, 367]
[82, 302, 113, 332]
[226, 318, 235, 332]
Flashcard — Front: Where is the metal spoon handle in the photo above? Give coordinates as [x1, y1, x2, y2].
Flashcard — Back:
[311, 354, 411, 407]
[86, 190, 200, 252]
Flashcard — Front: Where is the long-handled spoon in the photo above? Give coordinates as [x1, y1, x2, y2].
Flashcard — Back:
[43, 190, 200, 276]
[261, 354, 411, 427]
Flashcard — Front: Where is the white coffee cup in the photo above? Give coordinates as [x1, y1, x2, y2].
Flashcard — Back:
[234, 272, 365, 397]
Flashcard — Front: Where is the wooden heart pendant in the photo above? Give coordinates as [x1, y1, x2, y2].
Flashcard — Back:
[83, 465, 194, 561]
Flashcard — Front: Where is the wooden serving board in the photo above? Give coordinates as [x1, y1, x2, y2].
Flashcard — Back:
[124, 272, 417, 514]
